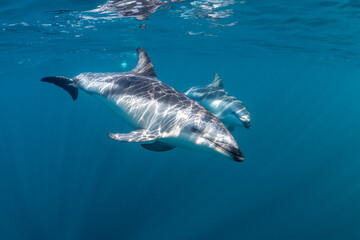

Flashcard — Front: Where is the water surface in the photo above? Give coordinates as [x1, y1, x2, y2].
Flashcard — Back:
[1, 0, 360, 239]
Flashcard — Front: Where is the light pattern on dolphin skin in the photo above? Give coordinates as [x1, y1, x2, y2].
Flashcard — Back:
[184, 73, 250, 130]
[108, 129, 162, 142]
[42, 48, 244, 162]
[75, 71, 227, 138]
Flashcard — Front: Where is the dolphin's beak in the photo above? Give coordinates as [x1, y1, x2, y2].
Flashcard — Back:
[222, 145, 244, 162]
[202, 135, 244, 162]
[243, 122, 250, 129]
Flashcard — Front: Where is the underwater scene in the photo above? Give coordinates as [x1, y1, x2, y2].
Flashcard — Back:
[1, 0, 360, 239]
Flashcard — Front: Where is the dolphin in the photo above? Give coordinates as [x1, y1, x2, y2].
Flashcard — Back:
[91, 0, 183, 21]
[41, 48, 244, 162]
[184, 74, 250, 131]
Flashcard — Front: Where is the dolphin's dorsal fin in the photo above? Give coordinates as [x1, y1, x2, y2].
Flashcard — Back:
[209, 73, 224, 89]
[132, 47, 156, 78]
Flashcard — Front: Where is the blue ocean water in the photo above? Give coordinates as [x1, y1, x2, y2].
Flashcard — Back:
[1, 0, 360, 239]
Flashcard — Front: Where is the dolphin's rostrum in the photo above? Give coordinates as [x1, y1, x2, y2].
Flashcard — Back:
[41, 48, 244, 162]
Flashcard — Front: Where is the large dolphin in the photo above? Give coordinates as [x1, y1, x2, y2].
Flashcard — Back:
[184, 73, 250, 131]
[41, 48, 244, 162]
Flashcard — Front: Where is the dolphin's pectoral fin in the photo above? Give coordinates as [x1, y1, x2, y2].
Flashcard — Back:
[132, 47, 156, 78]
[227, 125, 235, 132]
[141, 141, 176, 152]
[41, 76, 78, 101]
[108, 129, 162, 143]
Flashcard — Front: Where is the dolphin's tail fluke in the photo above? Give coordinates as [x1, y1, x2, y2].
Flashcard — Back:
[41, 76, 78, 101]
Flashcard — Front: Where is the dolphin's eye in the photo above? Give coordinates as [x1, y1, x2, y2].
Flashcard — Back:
[191, 126, 200, 133]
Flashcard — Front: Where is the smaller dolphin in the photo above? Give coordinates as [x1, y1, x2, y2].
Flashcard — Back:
[184, 74, 250, 131]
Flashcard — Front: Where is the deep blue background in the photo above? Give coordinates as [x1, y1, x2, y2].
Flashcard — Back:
[1, 0, 360, 239]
